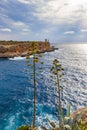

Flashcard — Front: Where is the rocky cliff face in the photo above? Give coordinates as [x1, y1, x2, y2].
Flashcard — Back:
[0, 41, 51, 58]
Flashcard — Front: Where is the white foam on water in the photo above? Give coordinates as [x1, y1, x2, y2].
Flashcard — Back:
[5, 115, 15, 130]
[9, 55, 34, 61]
[9, 56, 26, 60]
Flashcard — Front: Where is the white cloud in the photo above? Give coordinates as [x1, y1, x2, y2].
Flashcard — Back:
[1, 14, 29, 31]
[22, 28, 29, 32]
[1, 0, 87, 27]
[1, 0, 87, 42]
[17, 0, 30, 4]
[0, 13, 8, 17]
[13, 21, 30, 32]
[17, 0, 44, 5]
[80, 29, 87, 32]
[26, 0, 87, 27]
[0, 28, 11, 32]
[2, 0, 87, 27]
[13, 21, 27, 28]
[64, 31, 75, 34]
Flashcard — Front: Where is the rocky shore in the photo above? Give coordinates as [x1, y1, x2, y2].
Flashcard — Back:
[72, 107, 87, 122]
[0, 40, 58, 58]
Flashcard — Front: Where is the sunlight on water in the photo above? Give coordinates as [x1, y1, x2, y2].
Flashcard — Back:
[0, 44, 87, 130]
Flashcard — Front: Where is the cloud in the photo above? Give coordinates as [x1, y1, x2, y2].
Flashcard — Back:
[0, 0, 87, 42]
[64, 31, 75, 34]
[0, 28, 12, 32]
[17, 0, 30, 4]
[22, 28, 29, 32]
[30, 0, 87, 26]
[17, 0, 44, 5]
[0, 13, 8, 17]
[1, 15, 29, 32]
[80, 29, 87, 32]
[13, 21, 27, 28]
[1, 0, 87, 27]
[13, 21, 30, 33]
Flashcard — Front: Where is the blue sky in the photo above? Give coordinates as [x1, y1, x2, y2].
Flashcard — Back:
[0, 0, 87, 43]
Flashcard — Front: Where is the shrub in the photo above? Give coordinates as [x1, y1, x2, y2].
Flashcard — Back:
[0, 46, 8, 53]
[17, 125, 29, 130]
[17, 125, 38, 130]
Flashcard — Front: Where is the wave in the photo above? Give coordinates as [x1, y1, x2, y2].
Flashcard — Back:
[9, 55, 34, 61]
[1, 44, 87, 130]
[9, 56, 26, 60]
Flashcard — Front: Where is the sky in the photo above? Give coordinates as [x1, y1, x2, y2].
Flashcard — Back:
[0, 0, 87, 43]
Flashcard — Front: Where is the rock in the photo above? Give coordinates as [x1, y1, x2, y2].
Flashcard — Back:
[71, 107, 87, 122]
[0, 40, 54, 58]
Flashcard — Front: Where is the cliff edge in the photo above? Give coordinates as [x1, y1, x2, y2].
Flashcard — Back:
[0, 40, 55, 58]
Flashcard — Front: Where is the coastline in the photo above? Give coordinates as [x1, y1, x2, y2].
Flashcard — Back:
[0, 40, 58, 58]
[0, 48, 58, 58]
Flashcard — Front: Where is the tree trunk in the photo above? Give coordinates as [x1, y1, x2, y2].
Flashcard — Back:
[57, 72, 61, 111]
[33, 54, 36, 128]
[57, 72, 62, 129]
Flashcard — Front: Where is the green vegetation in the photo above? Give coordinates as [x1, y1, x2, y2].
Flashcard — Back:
[17, 125, 38, 130]
[0, 40, 51, 58]
[0, 46, 8, 53]
[17, 125, 29, 130]
[0, 40, 50, 45]
[42, 105, 87, 130]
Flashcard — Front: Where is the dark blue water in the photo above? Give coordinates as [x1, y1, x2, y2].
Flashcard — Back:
[0, 44, 87, 130]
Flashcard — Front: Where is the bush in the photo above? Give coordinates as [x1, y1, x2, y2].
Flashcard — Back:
[17, 125, 38, 130]
[0, 46, 8, 53]
[17, 125, 29, 130]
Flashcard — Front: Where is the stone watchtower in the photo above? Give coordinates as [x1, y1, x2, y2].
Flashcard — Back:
[45, 39, 49, 43]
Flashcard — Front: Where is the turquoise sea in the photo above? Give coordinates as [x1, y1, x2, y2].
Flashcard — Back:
[0, 44, 87, 130]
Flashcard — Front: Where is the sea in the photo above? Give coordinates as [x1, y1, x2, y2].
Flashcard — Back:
[0, 43, 87, 130]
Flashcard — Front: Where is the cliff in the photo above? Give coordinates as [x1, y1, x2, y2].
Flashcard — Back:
[0, 40, 55, 58]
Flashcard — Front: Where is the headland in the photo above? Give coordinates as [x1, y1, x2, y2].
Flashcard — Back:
[0, 39, 58, 58]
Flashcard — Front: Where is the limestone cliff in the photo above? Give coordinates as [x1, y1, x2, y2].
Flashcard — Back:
[0, 40, 54, 58]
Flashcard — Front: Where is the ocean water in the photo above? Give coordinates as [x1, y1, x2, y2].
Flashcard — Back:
[0, 44, 87, 130]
